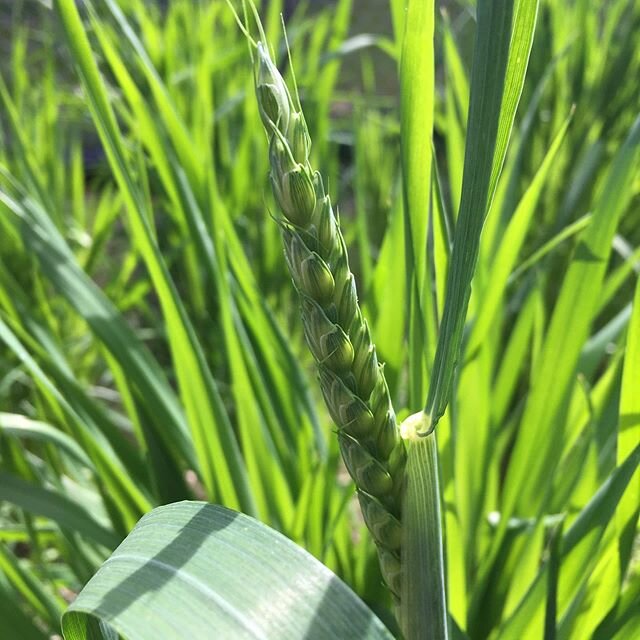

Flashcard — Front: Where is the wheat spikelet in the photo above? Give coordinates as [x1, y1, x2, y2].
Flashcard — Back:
[254, 42, 406, 601]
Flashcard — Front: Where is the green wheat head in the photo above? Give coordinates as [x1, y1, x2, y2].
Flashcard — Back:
[254, 42, 407, 601]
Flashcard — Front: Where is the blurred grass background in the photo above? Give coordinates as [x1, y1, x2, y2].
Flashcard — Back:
[0, 0, 639, 638]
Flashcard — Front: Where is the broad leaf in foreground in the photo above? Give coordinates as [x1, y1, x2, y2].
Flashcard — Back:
[62, 502, 393, 640]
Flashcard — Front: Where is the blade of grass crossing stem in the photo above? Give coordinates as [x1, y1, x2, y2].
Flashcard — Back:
[490, 285, 539, 427]
[399, 0, 435, 408]
[592, 572, 640, 639]
[616, 275, 640, 572]
[400, 426, 448, 640]
[600, 244, 640, 311]
[558, 527, 621, 639]
[501, 518, 546, 621]
[559, 442, 639, 626]
[54, 0, 255, 515]
[501, 115, 640, 521]
[507, 213, 592, 285]
[423, 0, 539, 432]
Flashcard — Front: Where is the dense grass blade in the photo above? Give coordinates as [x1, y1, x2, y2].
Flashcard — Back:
[467, 112, 571, 355]
[0, 316, 151, 532]
[498, 443, 640, 638]
[616, 275, 640, 571]
[1, 187, 194, 471]
[0, 413, 93, 469]
[0, 575, 49, 640]
[488, 0, 539, 201]
[0, 543, 64, 629]
[0, 473, 120, 550]
[593, 572, 640, 639]
[501, 114, 640, 519]
[54, 0, 255, 514]
[399, 0, 435, 407]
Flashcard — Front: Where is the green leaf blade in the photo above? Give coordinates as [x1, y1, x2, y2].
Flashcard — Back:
[0, 473, 120, 550]
[399, 0, 435, 406]
[424, 0, 539, 428]
[62, 502, 393, 640]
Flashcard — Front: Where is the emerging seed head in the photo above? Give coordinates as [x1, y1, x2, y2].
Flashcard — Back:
[269, 138, 316, 226]
[301, 297, 354, 372]
[282, 229, 335, 303]
[269, 134, 296, 177]
[337, 273, 358, 331]
[338, 432, 394, 497]
[288, 111, 311, 164]
[314, 194, 337, 253]
[255, 42, 291, 134]
[387, 439, 407, 493]
[318, 366, 375, 438]
[377, 546, 402, 600]
[376, 410, 399, 460]
[369, 371, 392, 420]
[351, 319, 379, 398]
[357, 491, 402, 551]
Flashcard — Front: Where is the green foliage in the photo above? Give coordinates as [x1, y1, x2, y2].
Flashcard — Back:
[62, 502, 393, 640]
[0, 0, 638, 638]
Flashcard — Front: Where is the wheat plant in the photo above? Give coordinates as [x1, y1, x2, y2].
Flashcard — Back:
[254, 31, 408, 594]
[0, 0, 639, 639]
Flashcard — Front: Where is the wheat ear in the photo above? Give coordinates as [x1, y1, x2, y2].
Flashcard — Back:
[254, 42, 407, 601]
